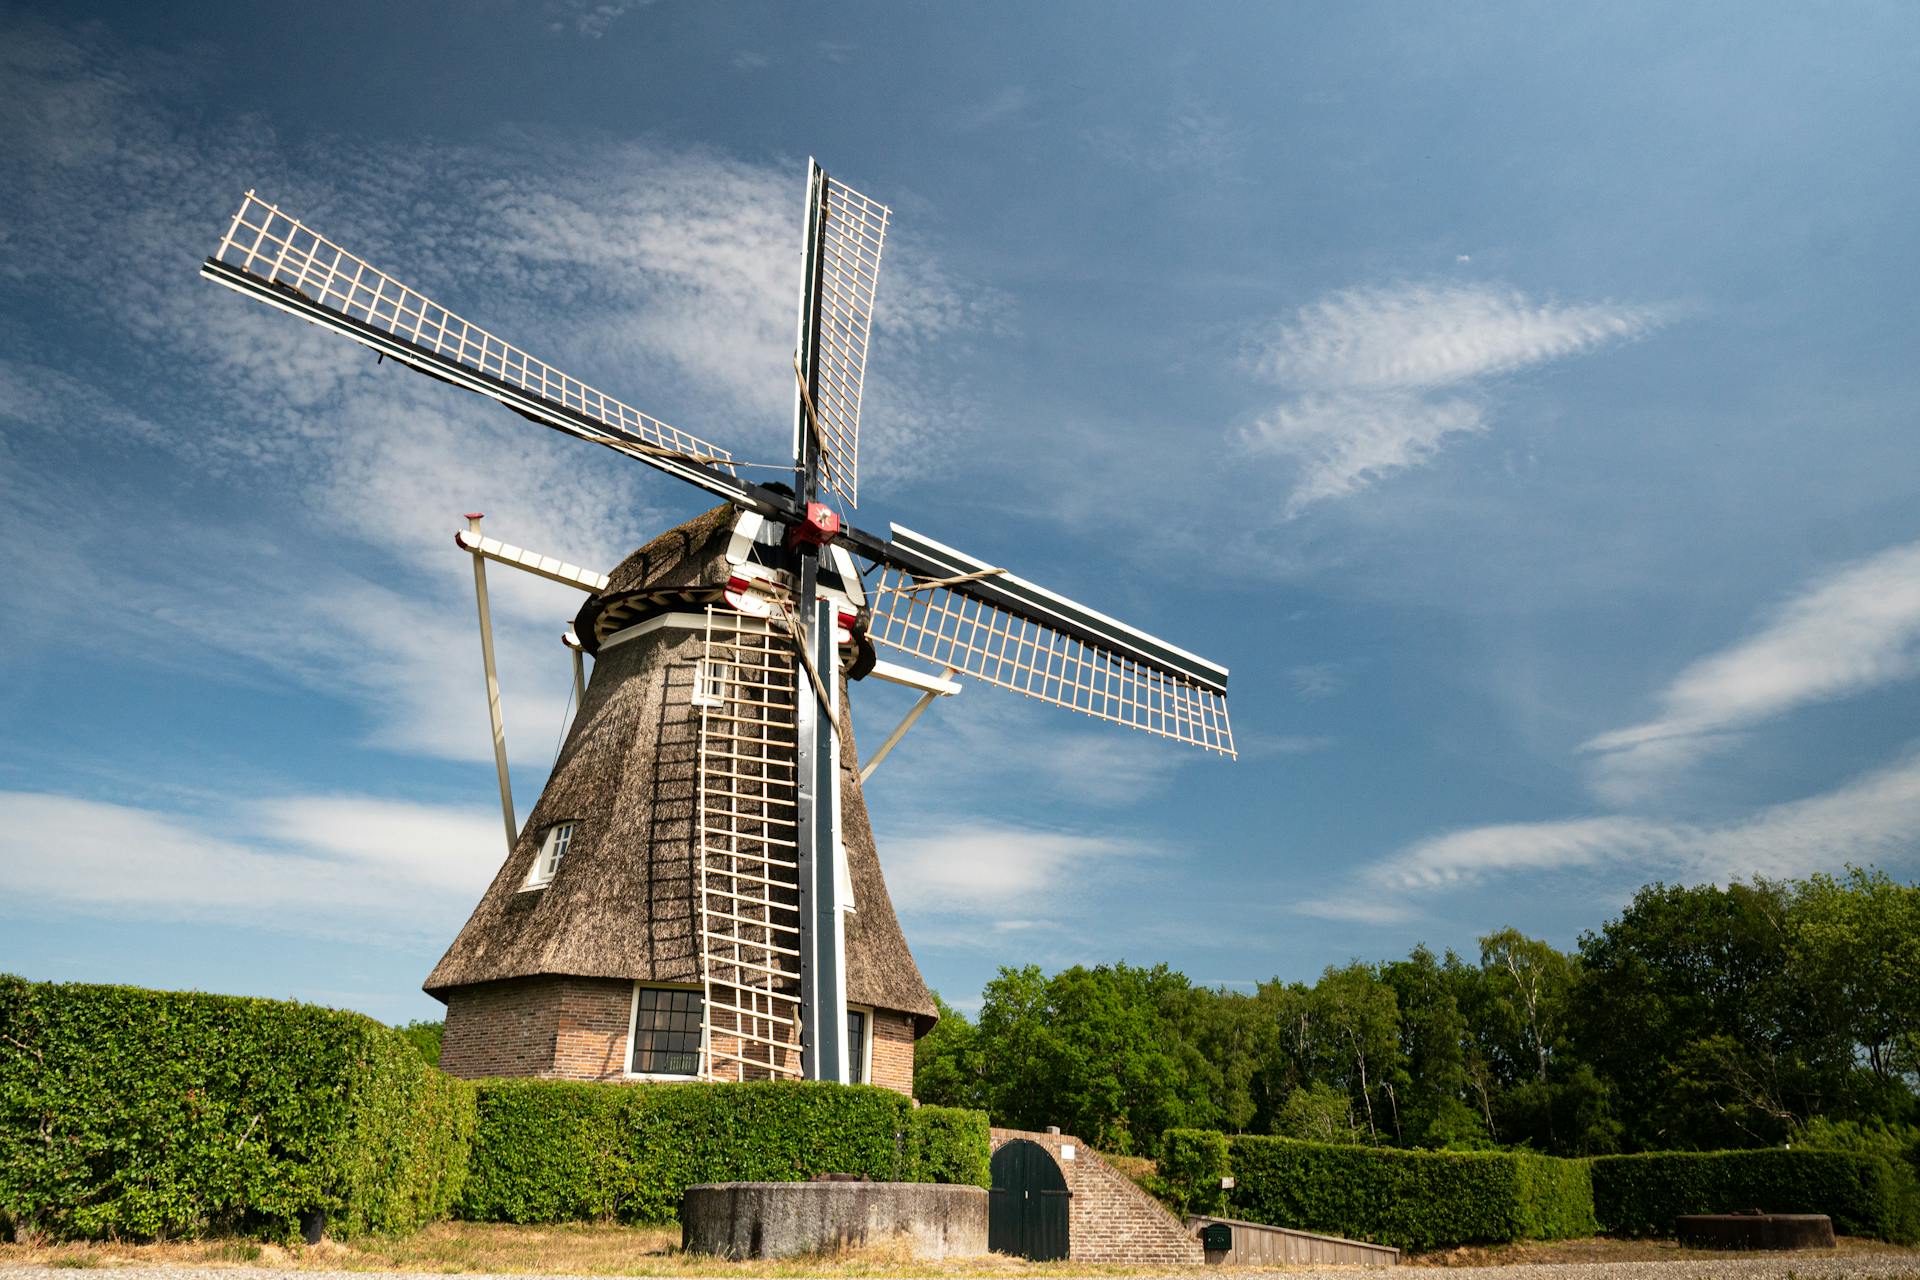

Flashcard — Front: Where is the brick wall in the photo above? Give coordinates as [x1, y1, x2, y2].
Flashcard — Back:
[990, 1127, 1202, 1265]
[440, 975, 631, 1080]
[869, 1008, 916, 1095]
[441, 976, 918, 1090]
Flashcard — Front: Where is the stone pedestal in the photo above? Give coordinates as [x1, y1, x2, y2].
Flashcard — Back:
[681, 1182, 988, 1259]
[1676, 1213, 1836, 1250]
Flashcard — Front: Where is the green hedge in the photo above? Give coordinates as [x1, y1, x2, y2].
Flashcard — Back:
[1591, 1149, 1920, 1243]
[0, 976, 474, 1243]
[1151, 1131, 1594, 1251]
[456, 1079, 989, 1225]
[1156, 1128, 1230, 1216]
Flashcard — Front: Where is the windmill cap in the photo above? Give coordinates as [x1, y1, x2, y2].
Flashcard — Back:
[464, 511, 485, 520]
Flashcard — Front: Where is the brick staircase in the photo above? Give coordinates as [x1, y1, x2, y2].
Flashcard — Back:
[990, 1127, 1202, 1265]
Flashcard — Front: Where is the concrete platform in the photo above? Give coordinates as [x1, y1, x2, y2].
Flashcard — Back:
[680, 1181, 988, 1259]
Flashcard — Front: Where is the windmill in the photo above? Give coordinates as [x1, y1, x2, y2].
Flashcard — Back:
[200, 161, 1235, 1088]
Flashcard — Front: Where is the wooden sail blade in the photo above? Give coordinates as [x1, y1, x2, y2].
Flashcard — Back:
[799, 170, 889, 510]
[202, 192, 773, 512]
[694, 609, 805, 1082]
[862, 527, 1235, 757]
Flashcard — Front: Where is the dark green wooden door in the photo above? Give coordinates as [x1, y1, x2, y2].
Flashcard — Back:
[988, 1139, 1070, 1260]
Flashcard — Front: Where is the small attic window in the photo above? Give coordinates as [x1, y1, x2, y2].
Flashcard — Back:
[525, 822, 574, 888]
[691, 658, 728, 710]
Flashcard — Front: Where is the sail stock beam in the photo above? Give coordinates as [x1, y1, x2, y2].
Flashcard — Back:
[202, 193, 790, 517]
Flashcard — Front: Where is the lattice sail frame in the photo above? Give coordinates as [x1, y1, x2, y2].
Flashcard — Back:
[809, 177, 890, 510]
[209, 193, 735, 472]
[867, 569, 1236, 756]
[693, 608, 805, 1082]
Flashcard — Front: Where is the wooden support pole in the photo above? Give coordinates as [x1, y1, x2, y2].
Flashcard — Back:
[466, 513, 517, 857]
[858, 668, 958, 784]
[569, 638, 587, 711]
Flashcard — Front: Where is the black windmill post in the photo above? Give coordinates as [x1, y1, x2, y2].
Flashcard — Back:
[198, 159, 1237, 1085]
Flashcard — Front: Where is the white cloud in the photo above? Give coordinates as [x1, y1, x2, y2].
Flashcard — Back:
[1245, 392, 1487, 514]
[0, 791, 497, 938]
[0, 19, 994, 784]
[1254, 283, 1660, 392]
[1312, 747, 1920, 920]
[1242, 282, 1661, 514]
[880, 822, 1151, 915]
[1585, 540, 1920, 802]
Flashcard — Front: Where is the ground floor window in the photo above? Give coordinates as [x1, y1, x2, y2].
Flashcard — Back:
[629, 986, 702, 1077]
[847, 1007, 869, 1084]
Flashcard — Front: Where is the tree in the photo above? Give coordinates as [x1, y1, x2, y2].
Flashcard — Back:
[1791, 868, 1920, 1100]
[1309, 964, 1403, 1142]
[1276, 1081, 1361, 1143]
[913, 994, 987, 1109]
[973, 962, 1203, 1153]
[1572, 879, 1832, 1149]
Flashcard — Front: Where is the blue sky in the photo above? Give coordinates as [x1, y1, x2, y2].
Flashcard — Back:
[4, 2, 1919, 1023]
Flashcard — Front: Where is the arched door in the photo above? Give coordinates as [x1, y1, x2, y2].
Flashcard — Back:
[988, 1139, 1070, 1260]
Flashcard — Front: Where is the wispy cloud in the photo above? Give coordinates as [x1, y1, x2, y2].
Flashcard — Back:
[881, 821, 1153, 916]
[1584, 540, 1920, 803]
[0, 791, 497, 938]
[1298, 746, 1920, 923]
[951, 86, 1031, 134]
[1242, 283, 1662, 515]
[0, 17, 989, 778]
[546, 0, 653, 39]
[1289, 661, 1351, 700]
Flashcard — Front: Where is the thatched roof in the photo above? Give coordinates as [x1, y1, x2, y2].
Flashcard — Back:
[423, 503, 937, 1030]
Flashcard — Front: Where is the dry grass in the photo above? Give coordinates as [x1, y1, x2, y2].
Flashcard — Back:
[1405, 1235, 1917, 1266]
[0, 1222, 1184, 1278]
[9, 1224, 1920, 1276]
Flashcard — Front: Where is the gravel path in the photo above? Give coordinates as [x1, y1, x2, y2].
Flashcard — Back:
[6, 1262, 1919, 1280]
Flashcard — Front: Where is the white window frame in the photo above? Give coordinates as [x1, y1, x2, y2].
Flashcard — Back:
[522, 821, 574, 889]
[691, 658, 729, 709]
[846, 1003, 875, 1085]
[624, 982, 704, 1081]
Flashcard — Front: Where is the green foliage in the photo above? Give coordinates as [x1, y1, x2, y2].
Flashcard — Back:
[903, 1105, 992, 1187]
[1591, 1148, 1920, 1242]
[975, 963, 1206, 1153]
[455, 1079, 989, 1225]
[1275, 1082, 1362, 1144]
[1155, 1128, 1229, 1215]
[912, 994, 985, 1110]
[395, 1020, 444, 1068]
[1223, 1133, 1594, 1251]
[1513, 1151, 1600, 1239]
[0, 975, 473, 1243]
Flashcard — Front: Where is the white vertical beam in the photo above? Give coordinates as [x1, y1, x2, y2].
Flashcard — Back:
[466, 513, 517, 857]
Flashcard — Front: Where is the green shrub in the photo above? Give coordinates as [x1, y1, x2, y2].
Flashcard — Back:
[1223, 1133, 1594, 1250]
[1591, 1149, 1920, 1243]
[1156, 1128, 1230, 1215]
[1515, 1152, 1599, 1239]
[456, 1079, 989, 1225]
[903, 1105, 991, 1187]
[0, 975, 474, 1243]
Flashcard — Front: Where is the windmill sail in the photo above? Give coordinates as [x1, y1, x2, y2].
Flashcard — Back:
[863, 525, 1235, 756]
[694, 607, 804, 1082]
[796, 167, 889, 511]
[201, 193, 764, 510]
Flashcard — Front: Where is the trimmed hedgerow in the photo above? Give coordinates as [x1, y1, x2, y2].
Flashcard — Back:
[1591, 1149, 1920, 1243]
[455, 1079, 990, 1225]
[0, 975, 474, 1243]
[1150, 1132, 1594, 1251]
[1156, 1128, 1230, 1216]
[903, 1105, 992, 1187]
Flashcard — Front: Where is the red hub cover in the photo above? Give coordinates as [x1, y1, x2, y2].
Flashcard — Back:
[788, 501, 841, 548]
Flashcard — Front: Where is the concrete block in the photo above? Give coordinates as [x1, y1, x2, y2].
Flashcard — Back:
[681, 1181, 988, 1259]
